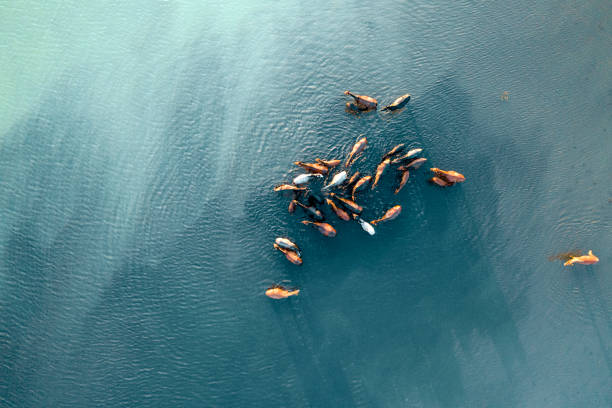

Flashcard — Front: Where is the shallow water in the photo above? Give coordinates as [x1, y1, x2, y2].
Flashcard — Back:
[1, 0, 611, 406]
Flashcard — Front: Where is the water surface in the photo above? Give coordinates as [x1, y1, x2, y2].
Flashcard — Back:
[1, 0, 611, 406]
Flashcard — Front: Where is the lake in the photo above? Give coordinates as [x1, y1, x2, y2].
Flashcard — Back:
[0, 0, 610, 406]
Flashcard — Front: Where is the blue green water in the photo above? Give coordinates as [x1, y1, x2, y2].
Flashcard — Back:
[1, 0, 611, 406]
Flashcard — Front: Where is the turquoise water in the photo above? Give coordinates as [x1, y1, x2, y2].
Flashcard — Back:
[1, 0, 611, 406]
